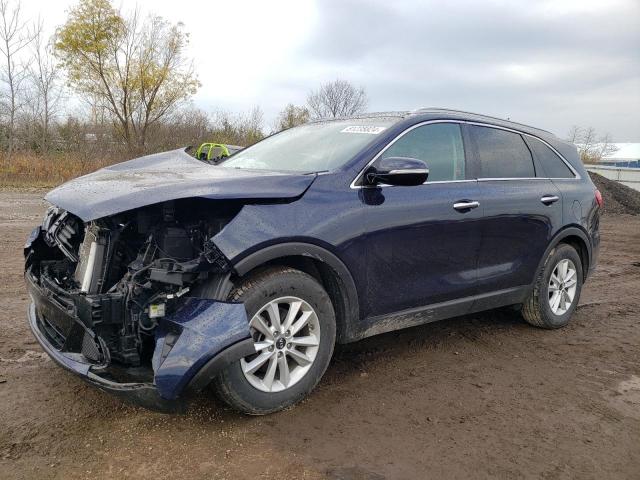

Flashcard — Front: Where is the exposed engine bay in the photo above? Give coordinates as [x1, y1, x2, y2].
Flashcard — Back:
[25, 199, 242, 369]
[23, 149, 317, 409]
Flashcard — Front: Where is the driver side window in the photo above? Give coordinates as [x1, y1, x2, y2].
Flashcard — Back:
[383, 123, 466, 181]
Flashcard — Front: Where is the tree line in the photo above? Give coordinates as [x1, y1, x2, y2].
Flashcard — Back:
[0, 0, 367, 172]
[0, 0, 616, 184]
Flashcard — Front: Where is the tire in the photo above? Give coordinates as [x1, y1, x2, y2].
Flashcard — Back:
[213, 266, 336, 414]
[522, 243, 583, 329]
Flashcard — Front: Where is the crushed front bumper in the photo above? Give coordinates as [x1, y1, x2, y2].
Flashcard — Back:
[26, 273, 254, 412]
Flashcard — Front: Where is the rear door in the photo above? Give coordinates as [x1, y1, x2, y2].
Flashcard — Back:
[468, 124, 563, 298]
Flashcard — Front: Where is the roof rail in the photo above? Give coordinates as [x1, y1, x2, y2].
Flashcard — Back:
[411, 107, 555, 136]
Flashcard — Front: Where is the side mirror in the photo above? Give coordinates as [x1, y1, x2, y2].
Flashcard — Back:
[365, 157, 428, 186]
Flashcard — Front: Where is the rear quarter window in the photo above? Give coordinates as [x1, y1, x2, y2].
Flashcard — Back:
[527, 137, 575, 178]
[470, 125, 535, 179]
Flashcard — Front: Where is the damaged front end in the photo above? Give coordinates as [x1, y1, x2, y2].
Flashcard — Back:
[24, 199, 254, 411]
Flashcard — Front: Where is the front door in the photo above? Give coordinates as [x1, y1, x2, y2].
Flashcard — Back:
[361, 122, 482, 319]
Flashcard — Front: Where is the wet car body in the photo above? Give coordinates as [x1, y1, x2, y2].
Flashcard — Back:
[24, 108, 600, 411]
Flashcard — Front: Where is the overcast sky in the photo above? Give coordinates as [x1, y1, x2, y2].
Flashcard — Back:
[23, 0, 640, 140]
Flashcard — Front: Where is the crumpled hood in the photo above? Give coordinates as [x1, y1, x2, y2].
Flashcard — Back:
[45, 148, 316, 221]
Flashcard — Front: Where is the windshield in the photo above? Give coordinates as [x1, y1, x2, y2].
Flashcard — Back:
[221, 119, 396, 172]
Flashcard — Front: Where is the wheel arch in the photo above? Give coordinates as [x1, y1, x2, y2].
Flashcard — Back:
[232, 242, 360, 344]
[533, 226, 592, 285]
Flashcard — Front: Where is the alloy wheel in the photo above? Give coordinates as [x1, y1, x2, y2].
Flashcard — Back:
[241, 296, 321, 392]
[548, 259, 578, 315]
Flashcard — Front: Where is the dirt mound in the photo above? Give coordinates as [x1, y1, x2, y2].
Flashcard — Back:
[589, 171, 640, 215]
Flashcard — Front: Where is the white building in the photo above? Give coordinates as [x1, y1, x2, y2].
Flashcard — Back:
[600, 143, 640, 168]
[586, 143, 640, 191]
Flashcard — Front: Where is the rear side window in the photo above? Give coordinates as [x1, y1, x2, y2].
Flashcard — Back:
[527, 137, 575, 178]
[383, 123, 465, 181]
[470, 125, 535, 179]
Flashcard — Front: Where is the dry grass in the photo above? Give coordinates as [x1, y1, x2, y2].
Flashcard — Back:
[0, 151, 129, 187]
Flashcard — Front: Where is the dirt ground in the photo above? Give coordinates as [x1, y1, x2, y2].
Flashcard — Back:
[0, 188, 639, 480]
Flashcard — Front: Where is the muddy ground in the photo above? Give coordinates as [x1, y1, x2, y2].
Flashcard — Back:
[0, 188, 639, 480]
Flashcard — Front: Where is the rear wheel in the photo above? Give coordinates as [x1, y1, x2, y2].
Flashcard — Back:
[522, 243, 583, 329]
[213, 266, 336, 414]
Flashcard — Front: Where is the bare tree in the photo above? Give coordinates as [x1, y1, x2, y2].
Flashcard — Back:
[567, 126, 619, 163]
[307, 79, 367, 119]
[566, 125, 582, 144]
[209, 107, 265, 146]
[595, 132, 618, 161]
[145, 106, 212, 152]
[29, 18, 63, 153]
[274, 103, 309, 131]
[580, 127, 598, 155]
[0, 0, 34, 162]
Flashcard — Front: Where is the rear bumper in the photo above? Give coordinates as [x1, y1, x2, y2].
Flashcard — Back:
[26, 272, 254, 412]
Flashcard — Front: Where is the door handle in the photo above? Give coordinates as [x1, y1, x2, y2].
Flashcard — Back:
[540, 195, 560, 205]
[453, 200, 480, 211]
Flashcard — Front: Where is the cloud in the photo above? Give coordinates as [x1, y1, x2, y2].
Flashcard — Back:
[21, 0, 640, 140]
[283, 0, 640, 139]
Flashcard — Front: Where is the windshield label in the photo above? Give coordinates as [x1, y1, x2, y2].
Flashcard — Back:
[340, 126, 387, 134]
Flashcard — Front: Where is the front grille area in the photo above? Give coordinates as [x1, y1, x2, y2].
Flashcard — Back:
[37, 313, 66, 350]
[81, 332, 103, 362]
[29, 215, 112, 367]
[36, 310, 106, 364]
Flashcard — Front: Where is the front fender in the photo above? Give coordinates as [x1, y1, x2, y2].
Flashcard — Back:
[231, 242, 361, 343]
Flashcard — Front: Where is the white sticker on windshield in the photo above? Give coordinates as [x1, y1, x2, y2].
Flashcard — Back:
[340, 126, 387, 134]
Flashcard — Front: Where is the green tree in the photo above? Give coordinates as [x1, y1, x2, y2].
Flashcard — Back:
[274, 103, 309, 131]
[54, 0, 199, 153]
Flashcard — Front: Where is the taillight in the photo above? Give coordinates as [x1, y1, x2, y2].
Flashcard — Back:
[595, 189, 604, 208]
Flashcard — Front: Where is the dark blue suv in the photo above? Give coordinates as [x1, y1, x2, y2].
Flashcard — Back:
[24, 108, 601, 414]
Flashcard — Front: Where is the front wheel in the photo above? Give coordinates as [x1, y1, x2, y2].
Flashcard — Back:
[522, 243, 583, 329]
[213, 266, 336, 414]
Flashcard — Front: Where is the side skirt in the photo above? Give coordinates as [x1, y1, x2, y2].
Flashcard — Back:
[348, 286, 530, 342]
